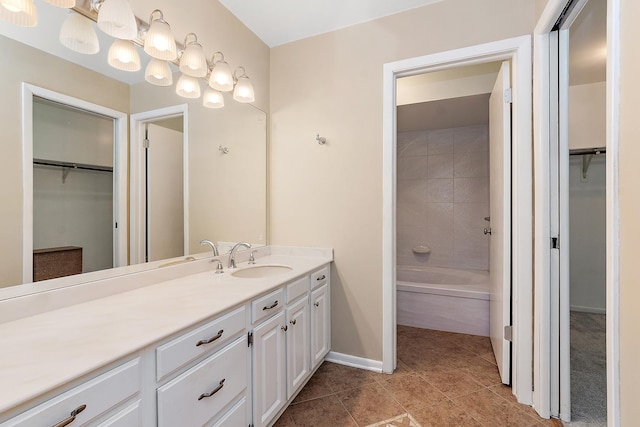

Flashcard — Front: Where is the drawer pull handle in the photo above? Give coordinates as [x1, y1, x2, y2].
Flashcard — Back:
[263, 300, 279, 310]
[314, 302, 320, 307]
[281, 325, 288, 332]
[53, 404, 87, 427]
[290, 319, 296, 325]
[196, 329, 224, 347]
[198, 379, 225, 401]
[316, 275, 326, 281]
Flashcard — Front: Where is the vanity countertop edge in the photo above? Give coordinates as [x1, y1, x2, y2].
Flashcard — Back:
[0, 247, 333, 416]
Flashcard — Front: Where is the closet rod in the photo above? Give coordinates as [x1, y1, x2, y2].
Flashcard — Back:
[33, 158, 113, 173]
[569, 147, 606, 156]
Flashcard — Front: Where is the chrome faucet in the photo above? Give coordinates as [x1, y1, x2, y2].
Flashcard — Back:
[228, 242, 251, 268]
[199, 239, 219, 258]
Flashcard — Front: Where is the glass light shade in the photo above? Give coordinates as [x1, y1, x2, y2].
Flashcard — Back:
[108, 39, 140, 71]
[0, 0, 37, 27]
[144, 19, 177, 60]
[203, 87, 224, 109]
[208, 60, 233, 92]
[233, 76, 255, 103]
[97, 0, 137, 40]
[179, 42, 207, 77]
[43, 0, 75, 8]
[176, 74, 201, 99]
[59, 12, 99, 55]
[145, 58, 172, 86]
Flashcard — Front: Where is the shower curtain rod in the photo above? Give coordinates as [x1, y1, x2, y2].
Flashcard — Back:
[33, 158, 113, 173]
[569, 147, 606, 156]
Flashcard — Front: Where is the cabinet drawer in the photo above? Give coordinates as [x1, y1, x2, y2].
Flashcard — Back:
[210, 397, 247, 427]
[252, 287, 285, 325]
[157, 337, 247, 427]
[156, 306, 246, 381]
[97, 401, 140, 427]
[3, 358, 140, 427]
[311, 265, 329, 289]
[286, 276, 309, 303]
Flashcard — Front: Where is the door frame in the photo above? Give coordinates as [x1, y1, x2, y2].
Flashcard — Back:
[21, 83, 128, 282]
[532, 0, 621, 423]
[382, 35, 533, 404]
[130, 105, 189, 265]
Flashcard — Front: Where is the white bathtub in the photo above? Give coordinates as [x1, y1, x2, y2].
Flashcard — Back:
[396, 266, 490, 336]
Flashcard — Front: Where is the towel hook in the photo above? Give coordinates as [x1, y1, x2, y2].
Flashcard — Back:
[316, 134, 326, 145]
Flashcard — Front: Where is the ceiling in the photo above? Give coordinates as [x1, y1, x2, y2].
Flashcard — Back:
[397, 94, 490, 133]
[218, 0, 445, 47]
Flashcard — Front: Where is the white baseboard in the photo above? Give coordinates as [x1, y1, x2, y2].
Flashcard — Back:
[570, 305, 606, 314]
[324, 351, 383, 373]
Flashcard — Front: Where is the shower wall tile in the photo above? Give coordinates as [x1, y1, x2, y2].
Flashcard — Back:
[398, 155, 429, 180]
[397, 124, 489, 271]
[426, 179, 453, 203]
[427, 154, 454, 178]
[427, 129, 454, 154]
[454, 177, 489, 203]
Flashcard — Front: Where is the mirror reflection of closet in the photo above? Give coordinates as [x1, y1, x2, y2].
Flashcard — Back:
[32, 97, 115, 281]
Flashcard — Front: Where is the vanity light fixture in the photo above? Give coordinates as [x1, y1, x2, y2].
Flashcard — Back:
[43, 0, 75, 8]
[108, 39, 140, 71]
[179, 33, 207, 78]
[59, 10, 99, 54]
[202, 87, 224, 109]
[143, 9, 177, 61]
[96, 0, 137, 40]
[145, 58, 172, 86]
[0, 0, 37, 27]
[232, 67, 255, 103]
[176, 73, 201, 98]
[208, 52, 234, 92]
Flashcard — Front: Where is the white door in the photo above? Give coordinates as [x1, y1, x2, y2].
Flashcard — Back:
[311, 283, 330, 368]
[489, 60, 512, 385]
[146, 123, 184, 262]
[286, 297, 310, 399]
[252, 311, 286, 427]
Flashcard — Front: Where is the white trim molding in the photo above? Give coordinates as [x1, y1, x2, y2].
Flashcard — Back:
[324, 351, 383, 373]
[382, 36, 533, 404]
[21, 83, 128, 283]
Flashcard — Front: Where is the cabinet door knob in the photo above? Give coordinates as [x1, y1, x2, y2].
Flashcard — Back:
[263, 300, 279, 310]
[195, 329, 224, 347]
[198, 379, 225, 401]
[314, 302, 320, 307]
[316, 275, 326, 281]
[53, 404, 87, 427]
[290, 319, 296, 325]
[281, 325, 288, 332]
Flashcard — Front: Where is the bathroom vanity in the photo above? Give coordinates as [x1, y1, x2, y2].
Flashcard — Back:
[0, 246, 332, 427]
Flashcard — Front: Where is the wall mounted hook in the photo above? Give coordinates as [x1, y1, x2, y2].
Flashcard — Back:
[316, 134, 327, 145]
[218, 145, 229, 154]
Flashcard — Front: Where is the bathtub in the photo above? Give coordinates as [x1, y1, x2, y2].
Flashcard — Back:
[396, 266, 490, 337]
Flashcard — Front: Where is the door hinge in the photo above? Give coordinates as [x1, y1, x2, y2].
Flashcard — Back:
[504, 87, 513, 104]
[143, 138, 150, 149]
[247, 331, 253, 347]
[504, 325, 513, 342]
[551, 236, 560, 249]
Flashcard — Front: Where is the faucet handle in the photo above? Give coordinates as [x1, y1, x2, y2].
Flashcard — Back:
[215, 260, 224, 274]
[249, 250, 257, 265]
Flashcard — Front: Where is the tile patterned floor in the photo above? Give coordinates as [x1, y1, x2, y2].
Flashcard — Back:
[274, 326, 559, 427]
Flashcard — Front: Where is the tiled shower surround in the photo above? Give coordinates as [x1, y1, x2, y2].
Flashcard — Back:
[397, 125, 489, 270]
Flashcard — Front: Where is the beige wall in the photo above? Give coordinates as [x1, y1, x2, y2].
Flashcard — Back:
[569, 82, 606, 149]
[618, 0, 640, 423]
[270, 0, 535, 361]
[0, 35, 129, 289]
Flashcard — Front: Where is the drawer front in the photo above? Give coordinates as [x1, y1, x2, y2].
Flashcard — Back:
[157, 337, 248, 427]
[286, 276, 309, 303]
[251, 287, 285, 325]
[3, 358, 140, 427]
[156, 306, 246, 381]
[209, 397, 247, 427]
[310, 265, 329, 289]
[97, 401, 141, 427]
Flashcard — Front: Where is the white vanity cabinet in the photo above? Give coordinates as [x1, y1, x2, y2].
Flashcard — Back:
[311, 266, 331, 369]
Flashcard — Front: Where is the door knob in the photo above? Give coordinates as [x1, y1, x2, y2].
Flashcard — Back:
[484, 227, 492, 235]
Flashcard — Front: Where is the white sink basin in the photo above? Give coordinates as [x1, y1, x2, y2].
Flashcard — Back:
[231, 265, 293, 278]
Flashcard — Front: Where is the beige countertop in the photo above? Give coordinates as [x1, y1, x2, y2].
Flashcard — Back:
[0, 252, 332, 416]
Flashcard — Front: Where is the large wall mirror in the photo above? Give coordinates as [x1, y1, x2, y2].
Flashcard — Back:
[0, 1, 267, 293]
